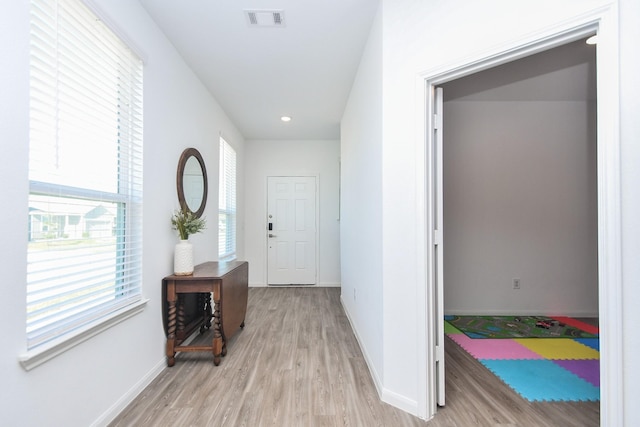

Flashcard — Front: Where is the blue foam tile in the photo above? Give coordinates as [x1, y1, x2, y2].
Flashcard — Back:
[466, 332, 487, 339]
[574, 338, 600, 351]
[480, 359, 600, 402]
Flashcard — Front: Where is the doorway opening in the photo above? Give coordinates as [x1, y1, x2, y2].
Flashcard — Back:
[441, 36, 598, 415]
[417, 12, 622, 426]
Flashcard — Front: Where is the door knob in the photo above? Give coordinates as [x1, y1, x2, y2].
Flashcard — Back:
[268, 234, 277, 238]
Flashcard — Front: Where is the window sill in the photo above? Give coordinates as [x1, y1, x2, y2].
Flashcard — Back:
[18, 298, 149, 371]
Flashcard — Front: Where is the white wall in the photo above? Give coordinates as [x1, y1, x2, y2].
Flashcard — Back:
[619, 0, 640, 423]
[0, 1, 244, 426]
[340, 3, 385, 397]
[3, 0, 637, 425]
[443, 100, 598, 316]
[374, 0, 613, 417]
[244, 139, 340, 286]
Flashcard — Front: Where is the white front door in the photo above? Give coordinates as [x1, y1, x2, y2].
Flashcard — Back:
[267, 176, 317, 285]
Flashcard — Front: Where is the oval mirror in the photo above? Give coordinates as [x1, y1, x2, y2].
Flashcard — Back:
[176, 148, 208, 218]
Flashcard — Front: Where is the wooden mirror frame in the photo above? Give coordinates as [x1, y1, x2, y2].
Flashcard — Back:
[176, 147, 208, 218]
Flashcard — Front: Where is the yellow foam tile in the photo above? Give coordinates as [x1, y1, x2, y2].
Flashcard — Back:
[514, 338, 600, 360]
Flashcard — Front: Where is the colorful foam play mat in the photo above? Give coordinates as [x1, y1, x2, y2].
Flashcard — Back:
[445, 315, 599, 339]
[445, 316, 600, 402]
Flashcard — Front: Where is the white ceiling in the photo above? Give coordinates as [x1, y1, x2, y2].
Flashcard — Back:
[138, 0, 379, 140]
[137, 2, 594, 140]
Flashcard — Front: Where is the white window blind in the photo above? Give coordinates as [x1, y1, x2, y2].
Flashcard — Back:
[218, 138, 237, 259]
[27, 0, 143, 350]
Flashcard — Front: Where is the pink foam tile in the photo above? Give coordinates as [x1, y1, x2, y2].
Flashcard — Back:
[448, 334, 543, 360]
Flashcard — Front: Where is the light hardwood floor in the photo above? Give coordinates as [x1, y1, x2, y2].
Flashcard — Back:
[110, 288, 599, 426]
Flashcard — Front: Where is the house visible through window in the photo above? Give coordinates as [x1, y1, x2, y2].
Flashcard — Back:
[218, 138, 237, 259]
[27, 0, 143, 350]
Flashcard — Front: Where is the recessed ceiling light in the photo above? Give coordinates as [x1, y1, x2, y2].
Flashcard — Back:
[281, 116, 291, 122]
[586, 35, 598, 45]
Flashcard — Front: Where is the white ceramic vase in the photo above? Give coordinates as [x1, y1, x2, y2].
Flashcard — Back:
[174, 239, 194, 275]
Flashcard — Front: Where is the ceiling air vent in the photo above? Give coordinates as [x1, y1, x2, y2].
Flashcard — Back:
[245, 10, 285, 28]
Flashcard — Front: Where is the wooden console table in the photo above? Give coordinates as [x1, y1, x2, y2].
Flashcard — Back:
[162, 261, 248, 367]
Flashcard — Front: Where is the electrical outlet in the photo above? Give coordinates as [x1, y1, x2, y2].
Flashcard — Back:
[513, 278, 521, 290]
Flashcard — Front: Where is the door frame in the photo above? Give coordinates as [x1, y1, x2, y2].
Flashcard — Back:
[415, 6, 621, 424]
[265, 174, 320, 286]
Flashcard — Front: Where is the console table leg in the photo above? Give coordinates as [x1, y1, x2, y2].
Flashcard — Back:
[212, 297, 223, 365]
[177, 295, 185, 335]
[205, 292, 212, 329]
[166, 299, 177, 367]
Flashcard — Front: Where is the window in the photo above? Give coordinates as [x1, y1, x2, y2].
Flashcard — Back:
[218, 138, 236, 259]
[27, 0, 143, 351]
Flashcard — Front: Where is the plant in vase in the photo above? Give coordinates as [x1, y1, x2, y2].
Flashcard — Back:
[171, 209, 206, 275]
[171, 209, 206, 240]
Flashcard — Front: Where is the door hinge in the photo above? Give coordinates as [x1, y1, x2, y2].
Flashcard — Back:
[433, 229, 442, 245]
[433, 113, 443, 130]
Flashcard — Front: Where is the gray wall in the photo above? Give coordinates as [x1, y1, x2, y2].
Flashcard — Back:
[443, 98, 598, 316]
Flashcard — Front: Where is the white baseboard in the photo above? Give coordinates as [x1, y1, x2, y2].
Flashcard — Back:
[340, 296, 418, 416]
[91, 358, 166, 427]
[339, 295, 384, 397]
[249, 282, 268, 287]
[250, 282, 342, 288]
[339, 295, 420, 416]
[319, 282, 341, 287]
[446, 309, 599, 317]
[380, 388, 419, 415]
